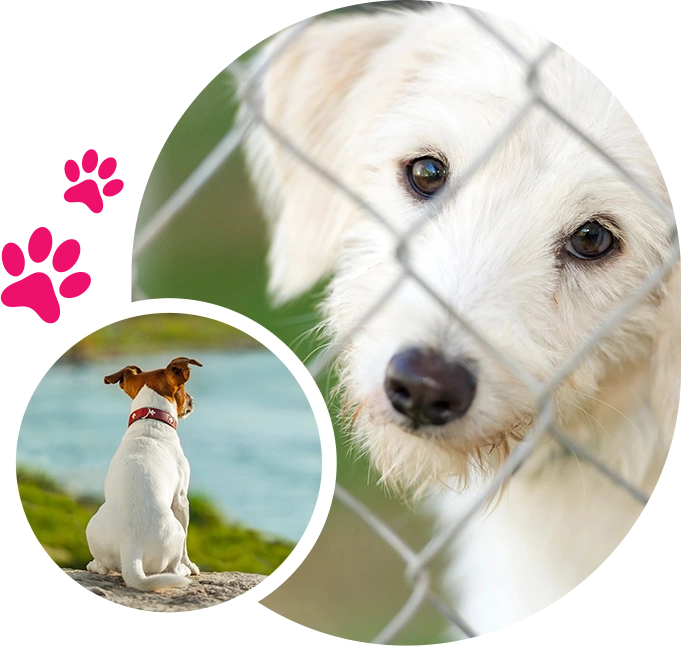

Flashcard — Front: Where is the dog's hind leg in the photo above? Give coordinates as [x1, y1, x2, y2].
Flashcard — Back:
[168, 559, 192, 577]
[164, 552, 191, 576]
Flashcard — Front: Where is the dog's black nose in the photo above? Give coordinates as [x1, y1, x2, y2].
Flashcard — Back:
[384, 348, 476, 427]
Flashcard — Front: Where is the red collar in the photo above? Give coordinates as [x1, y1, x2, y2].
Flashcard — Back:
[128, 407, 178, 430]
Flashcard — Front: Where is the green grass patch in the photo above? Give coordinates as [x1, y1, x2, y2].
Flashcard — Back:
[17, 467, 293, 575]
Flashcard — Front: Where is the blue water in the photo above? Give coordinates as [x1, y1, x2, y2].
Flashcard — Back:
[17, 350, 322, 541]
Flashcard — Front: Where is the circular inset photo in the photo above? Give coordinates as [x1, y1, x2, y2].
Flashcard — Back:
[16, 307, 329, 612]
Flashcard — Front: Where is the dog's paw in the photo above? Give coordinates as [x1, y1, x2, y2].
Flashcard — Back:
[173, 562, 198, 577]
[174, 563, 191, 577]
[64, 149, 124, 213]
[87, 559, 110, 575]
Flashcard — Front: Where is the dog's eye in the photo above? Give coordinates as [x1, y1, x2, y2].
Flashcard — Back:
[406, 157, 448, 198]
[564, 221, 616, 260]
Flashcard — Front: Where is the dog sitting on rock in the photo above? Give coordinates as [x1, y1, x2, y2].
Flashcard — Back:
[86, 357, 202, 592]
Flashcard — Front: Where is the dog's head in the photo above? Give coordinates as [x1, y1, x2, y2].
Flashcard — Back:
[104, 357, 203, 419]
[243, 6, 679, 491]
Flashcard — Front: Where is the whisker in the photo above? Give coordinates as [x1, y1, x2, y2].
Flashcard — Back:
[573, 449, 586, 499]
[559, 385, 642, 436]
[554, 392, 611, 440]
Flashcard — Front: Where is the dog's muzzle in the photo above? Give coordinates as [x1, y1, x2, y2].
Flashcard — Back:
[180, 394, 195, 419]
[384, 347, 477, 428]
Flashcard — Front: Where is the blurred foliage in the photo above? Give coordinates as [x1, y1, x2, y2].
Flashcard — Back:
[18, 468, 96, 567]
[17, 467, 292, 575]
[61, 313, 259, 361]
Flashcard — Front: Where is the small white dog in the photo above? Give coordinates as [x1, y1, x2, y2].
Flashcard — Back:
[86, 357, 202, 592]
[242, 3, 680, 633]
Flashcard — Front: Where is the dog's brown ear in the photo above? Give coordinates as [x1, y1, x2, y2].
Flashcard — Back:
[104, 366, 142, 386]
[166, 357, 202, 385]
[650, 263, 681, 440]
[240, 13, 408, 303]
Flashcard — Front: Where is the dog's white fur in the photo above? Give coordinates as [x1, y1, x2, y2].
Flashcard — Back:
[242, 4, 679, 634]
[86, 384, 199, 591]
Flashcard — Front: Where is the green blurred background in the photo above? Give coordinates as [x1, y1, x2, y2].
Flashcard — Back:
[132, 7, 457, 644]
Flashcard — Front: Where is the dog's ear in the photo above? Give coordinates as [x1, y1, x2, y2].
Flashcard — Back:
[240, 14, 407, 303]
[166, 357, 202, 385]
[649, 262, 681, 440]
[104, 366, 142, 386]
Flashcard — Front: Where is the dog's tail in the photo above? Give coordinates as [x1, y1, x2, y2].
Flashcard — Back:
[121, 546, 190, 592]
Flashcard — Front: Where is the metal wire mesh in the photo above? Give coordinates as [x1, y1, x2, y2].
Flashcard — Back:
[132, 4, 678, 643]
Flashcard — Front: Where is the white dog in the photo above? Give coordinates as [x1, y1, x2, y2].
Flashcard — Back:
[86, 357, 202, 592]
[242, 3, 680, 634]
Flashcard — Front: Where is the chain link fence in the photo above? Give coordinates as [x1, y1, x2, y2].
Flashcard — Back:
[132, 4, 678, 643]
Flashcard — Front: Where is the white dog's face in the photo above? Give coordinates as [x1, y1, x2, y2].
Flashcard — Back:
[244, 6, 677, 491]
[326, 52, 671, 490]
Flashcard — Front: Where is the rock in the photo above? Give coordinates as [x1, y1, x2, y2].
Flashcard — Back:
[64, 569, 266, 612]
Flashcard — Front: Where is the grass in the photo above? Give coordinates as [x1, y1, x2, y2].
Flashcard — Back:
[18, 469, 96, 567]
[17, 467, 293, 576]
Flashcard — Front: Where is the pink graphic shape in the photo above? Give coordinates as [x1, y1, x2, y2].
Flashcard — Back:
[0, 0, 335, 352]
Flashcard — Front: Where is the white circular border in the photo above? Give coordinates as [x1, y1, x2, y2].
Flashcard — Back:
[16, 297, 336, 611]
